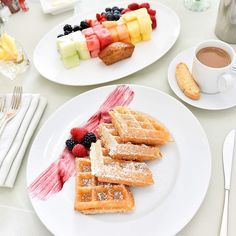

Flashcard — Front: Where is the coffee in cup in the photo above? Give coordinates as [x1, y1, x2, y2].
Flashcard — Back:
[192, 40, 235, 94]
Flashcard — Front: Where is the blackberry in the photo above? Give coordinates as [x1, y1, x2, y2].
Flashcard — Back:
[63, 24, 73, 32]
[80, 21, 90, 29]
[73, 25, 81, 31]
[65, 138, 77, 151]
[82, 132, 97, 148]
[57, 34, 64, 38]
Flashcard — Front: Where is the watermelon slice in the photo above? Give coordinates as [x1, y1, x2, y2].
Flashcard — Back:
[86, 35, 100, 51]
[82, 27, 94, 37]
[94, 28, 113, 49]
[90, 49, 100, 58]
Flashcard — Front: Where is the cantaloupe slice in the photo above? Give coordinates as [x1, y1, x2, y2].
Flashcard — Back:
[116, 24, 130, 41]
[109, 28, 119, 42]
[102, 21, 117, 29]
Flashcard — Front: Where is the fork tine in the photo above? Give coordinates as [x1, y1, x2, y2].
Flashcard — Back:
[10, 87, 17, 109]
[15, 86, 22, 110]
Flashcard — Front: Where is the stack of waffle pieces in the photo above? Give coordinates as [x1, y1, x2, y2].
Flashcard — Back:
[74, 106, 171, 214]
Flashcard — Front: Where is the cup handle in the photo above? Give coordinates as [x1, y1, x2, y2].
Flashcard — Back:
[218, 73, 235, 92]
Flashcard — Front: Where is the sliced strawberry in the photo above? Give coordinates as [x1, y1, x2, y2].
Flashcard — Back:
[148, 8, 156, 16]
[128, 3, 139, 10]
[139, 3, 150, 9]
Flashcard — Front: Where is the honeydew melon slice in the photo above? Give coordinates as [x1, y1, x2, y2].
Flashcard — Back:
[62, 54, 80, 69]
[59, 40, 76, 58]
[56, 34, 71, 50]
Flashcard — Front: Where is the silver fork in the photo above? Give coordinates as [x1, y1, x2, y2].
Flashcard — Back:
[0, 86, 22, 136]
[232, 65, 236, 73]
[0, 95, 6, 120]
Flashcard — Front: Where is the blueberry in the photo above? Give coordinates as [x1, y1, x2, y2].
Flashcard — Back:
[101, 12, 107, 16]
[105, 7, 111, 12]
[112, 6, 119, 11]
[113, 14, 120, 20]
[73, 25, 81, 31]
[80, 21, 90, 29]
[63, 24, 73, 33]
[106, 14, 114, 21]
[114, 10, 120, 14]
[57, 34, 64, 38]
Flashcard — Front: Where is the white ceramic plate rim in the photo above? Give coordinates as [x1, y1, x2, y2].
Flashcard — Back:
[168, 47, 236, 110]
[27, 84, 211, 236]
[33, 1, 181, 86]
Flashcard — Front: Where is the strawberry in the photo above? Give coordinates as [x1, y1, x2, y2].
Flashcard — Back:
[128, 3, 139, 10]
[148, 8, 156, 16]
[70, 127, 88, 143]
[72, 144, 88, 157]
[150, 16, 157, 29]
[139, 3, 150, 9]
[121, 8, 131, 14]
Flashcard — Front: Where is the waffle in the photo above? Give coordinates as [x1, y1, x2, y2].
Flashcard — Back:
[74, 158, 134, 214]
[109, 106, 171, 145]
[98, 123, 161, 161]
[90, 141, 154, 187]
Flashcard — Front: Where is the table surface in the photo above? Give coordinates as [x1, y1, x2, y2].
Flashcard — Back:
[1, 0, 236, 235]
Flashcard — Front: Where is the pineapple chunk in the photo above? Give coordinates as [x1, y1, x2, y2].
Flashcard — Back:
[131, 36, 142, 44]
[0, 33, 18, 61]
[137, 16, 152, 34]
[126, 20, 141, 38]
[141, 33, 151, 41]
[62, 54, 80, 69]
[59, 41, 76, 58]
[122, 11, 137, 22]
[135, 8, 149, 17]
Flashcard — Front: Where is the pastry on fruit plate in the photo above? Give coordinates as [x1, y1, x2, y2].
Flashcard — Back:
[98, 42, 135, 65]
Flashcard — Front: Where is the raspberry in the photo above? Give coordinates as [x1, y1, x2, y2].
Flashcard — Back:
[139, 3, 150, 9]
[151, 16, 157, 29]
[128, 3, 139, 10]
[82, 132, 97, 148]
[70, 127, 88, 143]
[121, 8, 131, 14]
[72, 144, 88, 157]
[65, 139, 77, 151]
[148, 9, 156, 16]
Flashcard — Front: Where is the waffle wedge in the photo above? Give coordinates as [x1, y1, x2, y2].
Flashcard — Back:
[74, 158, 134, 214]
[98, 123, 161, 161]
[109, 106, 171, 145]
[90, 141, 154, 186]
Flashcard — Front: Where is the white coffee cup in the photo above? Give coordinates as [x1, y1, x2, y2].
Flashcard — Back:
[192, 40, 236, 94]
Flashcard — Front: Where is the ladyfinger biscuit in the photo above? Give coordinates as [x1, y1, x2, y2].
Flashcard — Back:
[175, 63, 200, 100]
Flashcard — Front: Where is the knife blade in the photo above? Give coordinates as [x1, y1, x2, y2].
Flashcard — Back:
[223, 129, 235, 190]
[220, 129, 235, 236]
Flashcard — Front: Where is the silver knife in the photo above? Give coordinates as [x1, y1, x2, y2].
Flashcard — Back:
[220, 129, 235, 236]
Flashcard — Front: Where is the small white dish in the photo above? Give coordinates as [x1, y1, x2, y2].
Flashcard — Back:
[40, 0, 79, 15]
[168, 47, 236, 110]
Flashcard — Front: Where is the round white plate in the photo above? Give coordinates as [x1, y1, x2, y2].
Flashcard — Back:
[33, 1, 180, 86]
[168, 47, 236, 110]
[27, 85, 211, 236]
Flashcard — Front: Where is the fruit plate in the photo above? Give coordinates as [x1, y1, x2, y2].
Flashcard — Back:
[33, 1, 180, 86]
[27, 84, 211, 236]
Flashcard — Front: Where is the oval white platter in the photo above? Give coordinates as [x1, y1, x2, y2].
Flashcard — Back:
[33, 1, 180, 86]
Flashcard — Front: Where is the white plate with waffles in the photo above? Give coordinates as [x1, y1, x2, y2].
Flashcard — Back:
[33, 1, 180, 86]
[27, 84, 211, 236]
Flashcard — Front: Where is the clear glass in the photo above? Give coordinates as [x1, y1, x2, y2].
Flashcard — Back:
[184, 0, 211, 12]
[0, 42, 30, 80]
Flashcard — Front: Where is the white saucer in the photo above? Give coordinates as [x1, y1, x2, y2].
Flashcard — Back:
[168, 47, 236, 110]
